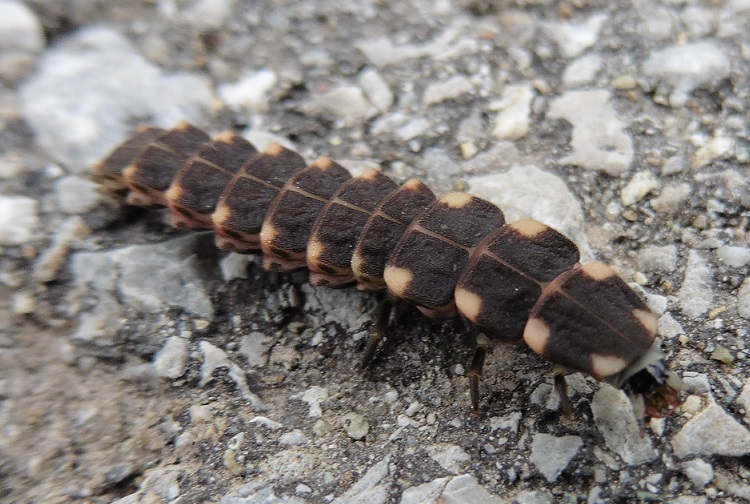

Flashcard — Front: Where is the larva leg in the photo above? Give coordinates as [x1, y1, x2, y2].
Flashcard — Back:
[553, 366, 573, 416]
[358, 293, 395, 372]
[469, 333, 492, 415]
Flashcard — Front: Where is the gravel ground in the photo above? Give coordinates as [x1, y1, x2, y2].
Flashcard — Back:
[1, 0, 750, 502]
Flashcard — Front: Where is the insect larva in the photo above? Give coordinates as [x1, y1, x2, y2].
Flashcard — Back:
[92, 121, 683, 420]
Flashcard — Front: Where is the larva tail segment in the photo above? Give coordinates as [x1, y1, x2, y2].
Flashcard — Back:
[92, 123, 683, 422]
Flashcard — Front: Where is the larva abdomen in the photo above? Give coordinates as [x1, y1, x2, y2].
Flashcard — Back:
[92, 121, 682, 419]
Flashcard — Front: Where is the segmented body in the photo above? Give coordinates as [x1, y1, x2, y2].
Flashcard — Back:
[93, 121, 682, 418]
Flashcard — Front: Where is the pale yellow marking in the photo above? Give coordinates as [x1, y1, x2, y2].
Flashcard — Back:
[122, 163, 138, 183]
[265, 143, 284, 156]
[259, 221, 279, 248]
[312, 156, 334, 170]
[523, 317, 552, 355]
[441, 192, 473, 209]
[164, 183, 183, 205]
[590, 354, 629, 379]
[215, 130, 237, 143]
[402, 178, 424, 191]
[455, 287, 483, 324]
[581, 262, 617, 281]
[383, 265, 414, 298]
[175, 120, 191, 131]
[510, 219, 548, 238]
[351, 250, 365, 275]
[359, 168, 381, 181]
[307, 237, 325, 264]
[633, 308, 658, 338]
[212, 203, 232, 228]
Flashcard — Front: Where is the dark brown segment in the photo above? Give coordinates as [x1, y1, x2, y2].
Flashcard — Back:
[384, 193, 505, 313]
[307, 169, 398, 286]
[352, 179, 436, 291]
[455, 219, 580, 341]
[165, 132, 258, 228]
[260, 157, 352, 270]
[124, 122, 211, 206]
[213, 144, 307, 251]
[92, 126, 167, 193]
[524, 262, 658, 380]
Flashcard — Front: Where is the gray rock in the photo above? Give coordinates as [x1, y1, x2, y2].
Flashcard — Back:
[218, 68, 277, 113]
[489, 411, 522, 434]
[358, 68, 393, 113]
[199, 341, 264, 410]
[590, 386, 657, 465]
[466, 165, 592, 262]
[681, 458, 714, 488]
[461, 142, 521, 174]
[426, 444, 471, 474]
[179, 0, 235, 31]
[637, 245, 678, 273]
[290, 386, 328, 418]
[543, 14, 605, 58]
[651, 182, 692, 214]
[717, 245, 750, 268]
[657, 313, 685, 339]
[0, 0, 45, 84]
[423, 75, 473, 106]
[342, 412, 369, 441]
[530, 433, 583, 482]
[300, 86, 372, 126]
[421, 148, 461, 179]
[677, 251, 713, 319]
[547, 90, 633, 175]
[55, 175, 102, 214]
[490, 84, 534, 140]
[153, 336, 189, 379]
[239, 331, 274, 368]
[739, 278, 750, 319]
[279, 430, 308, 446]
[643, 42, 731, 108]
[32, 216, 89, 282]
[0, 195, 39, 245]
[331, 455, 391, 504]
[562, 53, 603, 87]
[219, 252, 253, 281]
[513, 490, 555, 504]
[400, 477, 450, 504]
[671, 401, 750, 458]
[220, 481, 305, 504]
[19, 27, 214, 172]
[401, 474, 503, 504]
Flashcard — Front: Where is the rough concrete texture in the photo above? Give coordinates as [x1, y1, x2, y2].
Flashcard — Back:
[2, 0, 750, 502]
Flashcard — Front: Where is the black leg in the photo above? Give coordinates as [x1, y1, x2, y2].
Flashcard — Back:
[468, 333, 492, 415]
[553, 368, 573, 416]
[358, 294, 395, 372]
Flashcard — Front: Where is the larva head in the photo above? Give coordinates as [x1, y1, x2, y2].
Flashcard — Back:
[524, 262, 683, 419]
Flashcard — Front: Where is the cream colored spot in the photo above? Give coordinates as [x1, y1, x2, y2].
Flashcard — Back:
[633, 308, 658, 338]
[441, 192, 473, 209]
[359, 168, 381, 181]
[312, 156, 334, 170]
[259, 221, 279, 248]
[122, 163, 138, 183]
[164, 183, 183, 205]
[175, 120, 191, 131]
[590, 353, 629, 379]
[455, 287, 483, 324]
[215, 130, 237, 143]
[523, 317, 551, 355]
[581, 262, 617, 281]
[351, 250, 365, 275]
[511, 219, 547, 238]
[383, 265, 413, 298]
[212, 203, 232, 228]
[403, 178, 424, 191]
[265, 143, 284, 156]
[307, 237, 325, 264]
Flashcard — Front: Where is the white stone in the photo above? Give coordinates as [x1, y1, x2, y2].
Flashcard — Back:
[220, 252, 252, 281]
[739, 278, 750, 319]
[530, 433, 583, 482]
[423, 75, 473, 106]
[331, 455, 391, 504]
[198, 341, 264, 409]
[637, 245, 678, 273]
[218, 68, 277, 112]
[300, 86, 371, 126]
[562, 53, 603, 87]
[643, 42, 731, 108]
[548, 90, 633, 175]
[426, 444, 471, 474]
[249, 416, 284, 430]
[717, 245, 750, 268]
[621, 170, 660, 205]
[489, 411, 522, 434]
[33, 216, 90, 283]
[55, 175, 101, 214]
[693, 136, 735, 169]
[400, 477, 450, 504]
[682, 459, 714, 487]
[0, 0, 44, 52]
[677, 251, 713, 319]
[491, 84, 534, 140]
[153, 336, 189, 379]
[513, 490, 555, 504]
[0, 195, 38, 245]
[543, 14, 606, 58]
[591, 386, 657, 465]
[671, 401, 750, 458]
[441, 474, 504, 504]
[279, 430, 309, 446]
[358, 68, 393, 113]
[658, 313, 685, 339]
[239, 331, 274, 368]
[179, 0, 235, 31]
[290, 386, 329, 418]
[651, 182, 692, 214]
[466, 165, 592, 262]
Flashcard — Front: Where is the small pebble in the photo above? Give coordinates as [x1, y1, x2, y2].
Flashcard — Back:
[342, 412, 369, 440]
